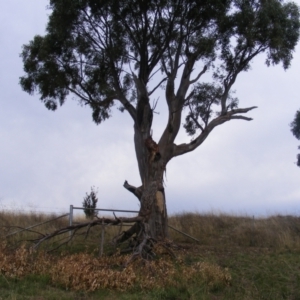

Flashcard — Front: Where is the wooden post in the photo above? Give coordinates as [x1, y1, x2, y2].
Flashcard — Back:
[69, 205, 73, 238]
[99, 218, 105, 257]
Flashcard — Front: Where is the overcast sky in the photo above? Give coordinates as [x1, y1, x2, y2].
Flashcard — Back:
[1, 1, 300, 217]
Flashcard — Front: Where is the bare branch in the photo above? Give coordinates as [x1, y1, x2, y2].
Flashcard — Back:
[123, 180, 143, 201]
[30, 216, 144, 250]
[148, 77, 168, 96]
[230, 116, 253, 121]
[189, 65, 208, 84]
[173, 106, 257, 157]
[160, 56, 169, 75]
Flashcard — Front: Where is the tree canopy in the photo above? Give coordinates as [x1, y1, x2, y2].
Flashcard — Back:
[20, 0, 299, 127]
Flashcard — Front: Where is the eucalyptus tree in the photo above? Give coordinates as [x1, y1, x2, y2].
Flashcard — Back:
[20, 0, 300, 246]
[291, 110, 300, 166]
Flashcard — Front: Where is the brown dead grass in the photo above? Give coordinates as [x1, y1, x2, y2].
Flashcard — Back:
[0, 242, 231, 292]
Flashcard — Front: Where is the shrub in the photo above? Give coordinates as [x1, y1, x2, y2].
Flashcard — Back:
[82, 187, 98, 219]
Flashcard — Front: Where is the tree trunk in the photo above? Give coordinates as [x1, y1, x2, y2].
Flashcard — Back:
[123, 173, 168, 241]
[123, 125, 169, 242]
[137, 122, 169, 240]
[122, 76, 170, 243]
[139, 167, 168, 240]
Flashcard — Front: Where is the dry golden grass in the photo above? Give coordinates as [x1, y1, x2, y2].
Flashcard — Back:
[168, 212, 300, 249]
[0, 242, 231, 292]
[2, 210, 300, 250]
[0, 210, 69, 243]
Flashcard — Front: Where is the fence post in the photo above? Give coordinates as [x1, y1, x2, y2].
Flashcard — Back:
[69, 205, 73, 238]
[99, 218, 105, 257]
[250, 215, 255, 246]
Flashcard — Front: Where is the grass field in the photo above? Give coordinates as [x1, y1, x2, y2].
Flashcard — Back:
[1, 211, 300, 299]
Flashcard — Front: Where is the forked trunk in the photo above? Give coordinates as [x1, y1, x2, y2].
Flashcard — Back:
[122, 125, 169, 242]
[121, 76, 171, 243]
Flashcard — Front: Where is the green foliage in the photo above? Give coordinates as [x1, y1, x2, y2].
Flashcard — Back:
[291, 110, 300, 140]
[20, 0, 300, 128]
[290, 110, 300, 166]
[184, 83, 239, 135]
[82, 187, 98, 219]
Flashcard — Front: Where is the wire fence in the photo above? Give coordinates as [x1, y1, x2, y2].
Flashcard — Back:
[3, 213, 69, 238]
[69, 205, 139, 225]
[69, 205, 199, 247]
[2, 205, 199, 251]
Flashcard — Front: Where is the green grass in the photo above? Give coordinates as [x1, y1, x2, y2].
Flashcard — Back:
[202, 247, 300, 299]
[1, 211, 300, 299]
[1, 247, 299, 299]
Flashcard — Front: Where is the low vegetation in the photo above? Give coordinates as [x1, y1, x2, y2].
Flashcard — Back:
[0, 210, 300, 299]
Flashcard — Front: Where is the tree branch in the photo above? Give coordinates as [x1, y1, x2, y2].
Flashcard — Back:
[118, 95, 137, 121]
[30, 216, 144, 250]
[187, 101, 204, 131]
[123, 180, 143, 201]
[189, 65, 208, 84]
[173, 106, 257, 157]
[148, 77, 168, 96]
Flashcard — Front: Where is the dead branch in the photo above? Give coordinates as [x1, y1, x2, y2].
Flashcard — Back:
[27, 216, 144, 250]
[8, 215, 177, 264]
[123, 180, 143, 201]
